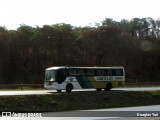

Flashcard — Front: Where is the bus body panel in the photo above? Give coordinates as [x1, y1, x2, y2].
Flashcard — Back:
[44, 76, 83, 90]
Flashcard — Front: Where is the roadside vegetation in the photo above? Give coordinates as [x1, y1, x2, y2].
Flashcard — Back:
[0, 17, 160, 85]
[0, 90, 160, 112]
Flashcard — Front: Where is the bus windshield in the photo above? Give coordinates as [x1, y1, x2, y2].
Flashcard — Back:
[45, 70, 57, 81]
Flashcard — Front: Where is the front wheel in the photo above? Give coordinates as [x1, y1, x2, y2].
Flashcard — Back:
[66, 83, 73, 92]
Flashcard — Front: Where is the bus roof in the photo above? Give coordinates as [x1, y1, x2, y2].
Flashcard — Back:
[46, 66, 124, 70]
[46, 66, 66, 70]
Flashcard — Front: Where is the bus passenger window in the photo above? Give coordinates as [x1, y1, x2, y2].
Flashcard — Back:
[69, 69, 76, 76]
[106, 69, 114, 76]
[77, 69, 86, 75]
[115, 69, 123, 76]
[86, 69, 95, 76]
[97, 69, 105, 76]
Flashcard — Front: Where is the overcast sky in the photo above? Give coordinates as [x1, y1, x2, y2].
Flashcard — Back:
[0, 0, 160, 29]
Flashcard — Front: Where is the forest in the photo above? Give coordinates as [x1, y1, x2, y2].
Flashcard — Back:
[0, 17, 160, 84]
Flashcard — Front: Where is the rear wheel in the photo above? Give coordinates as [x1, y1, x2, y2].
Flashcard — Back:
[57, 90, 62, 92]
[105, 82, 112, 91]
[66, 83, 73, 92]
[96, 88, 102, 91]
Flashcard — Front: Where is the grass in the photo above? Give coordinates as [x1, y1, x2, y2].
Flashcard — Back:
[0, 90, 160, 112]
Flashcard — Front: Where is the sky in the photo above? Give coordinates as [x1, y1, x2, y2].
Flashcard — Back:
[0, 0, 160, 30]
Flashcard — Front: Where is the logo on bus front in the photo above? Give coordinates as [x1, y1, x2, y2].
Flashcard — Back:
[96, 77, 113, 81]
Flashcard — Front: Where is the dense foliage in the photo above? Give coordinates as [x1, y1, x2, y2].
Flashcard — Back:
[0, 17, 160, 84]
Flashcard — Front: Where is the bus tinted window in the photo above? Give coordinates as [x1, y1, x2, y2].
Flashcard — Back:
[105, 69, 114, 76]
[77, 69, 86, 75]
[115, 69, 123, 76]
[58, 69, 66, 78]
[68, 69, 76, 76]
[86, 69, 95, 76]
[97, 69, 105, 76]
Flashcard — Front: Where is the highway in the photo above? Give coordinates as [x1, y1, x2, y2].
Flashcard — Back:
[0, 87, 160, 120]
[1, 105, 160, 120]
[43, 105, 160, 117]
[0, 87, 160, 96]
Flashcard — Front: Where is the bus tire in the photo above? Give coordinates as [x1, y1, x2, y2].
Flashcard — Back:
[96, 88, 101, 91]
[105, 82, 112, 91]
[66, 83, 73, 92]
[57, 90, 61, 92]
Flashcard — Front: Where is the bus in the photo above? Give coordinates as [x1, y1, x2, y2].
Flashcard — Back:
[44, 66, 125, 92]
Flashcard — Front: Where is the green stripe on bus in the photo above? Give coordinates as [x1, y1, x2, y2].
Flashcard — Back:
[76, 76, 88, 88]
[88, 76, 96, 87]
[82, 77, 94, 88]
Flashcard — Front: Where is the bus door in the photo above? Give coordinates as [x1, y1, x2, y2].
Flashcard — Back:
[57, 69, 66, 84]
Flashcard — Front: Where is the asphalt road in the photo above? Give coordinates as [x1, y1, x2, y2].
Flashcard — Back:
[0, 87, 160, 96]
[1, 105, 160, 120]
[0, 88, 160, 120]
[42, 105, 160, 117]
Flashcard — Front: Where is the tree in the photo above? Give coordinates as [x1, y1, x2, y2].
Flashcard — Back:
[82, 25, 122, 66]
[120, 19, 130, 36]
[130, 18, 143, 39]
[156, 18, 160, 38]
[0, 17, 160, 84]
[0, 27, 9, 83]
[16, 25, 36, 83]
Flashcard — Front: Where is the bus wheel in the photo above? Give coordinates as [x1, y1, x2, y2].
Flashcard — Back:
[57, 90, 61, 92]
[96, 88, 101, 91]
[105, 82, 112, 91]
[66, 83, 73, 92]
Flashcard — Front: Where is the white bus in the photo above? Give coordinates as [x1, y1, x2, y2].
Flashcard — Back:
[44, 66, 125, 92]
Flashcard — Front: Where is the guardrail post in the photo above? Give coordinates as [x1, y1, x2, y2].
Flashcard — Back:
[138, 82, 140, 87]
[20, 84, 22, 90]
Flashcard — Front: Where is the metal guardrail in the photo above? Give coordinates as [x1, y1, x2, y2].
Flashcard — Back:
[125, 82, 160, 87]
[0, 84, 43, 90]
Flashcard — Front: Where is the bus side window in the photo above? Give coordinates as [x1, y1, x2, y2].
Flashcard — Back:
[77, 69, 86, 76]
[105, 69, 114, 76]
[86, 69, 95, 76]
[97, 69, 105, 76]
[115, 69, 123, 76]
[68, 69, 76, 76]
[57, 69, 66, 83]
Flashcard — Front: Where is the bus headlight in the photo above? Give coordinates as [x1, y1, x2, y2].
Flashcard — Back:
[48, 78, 55, 85]
[50, 78, 55, 82]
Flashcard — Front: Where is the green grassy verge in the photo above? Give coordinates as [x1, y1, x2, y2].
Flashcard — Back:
[0, 90, 160, 112]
